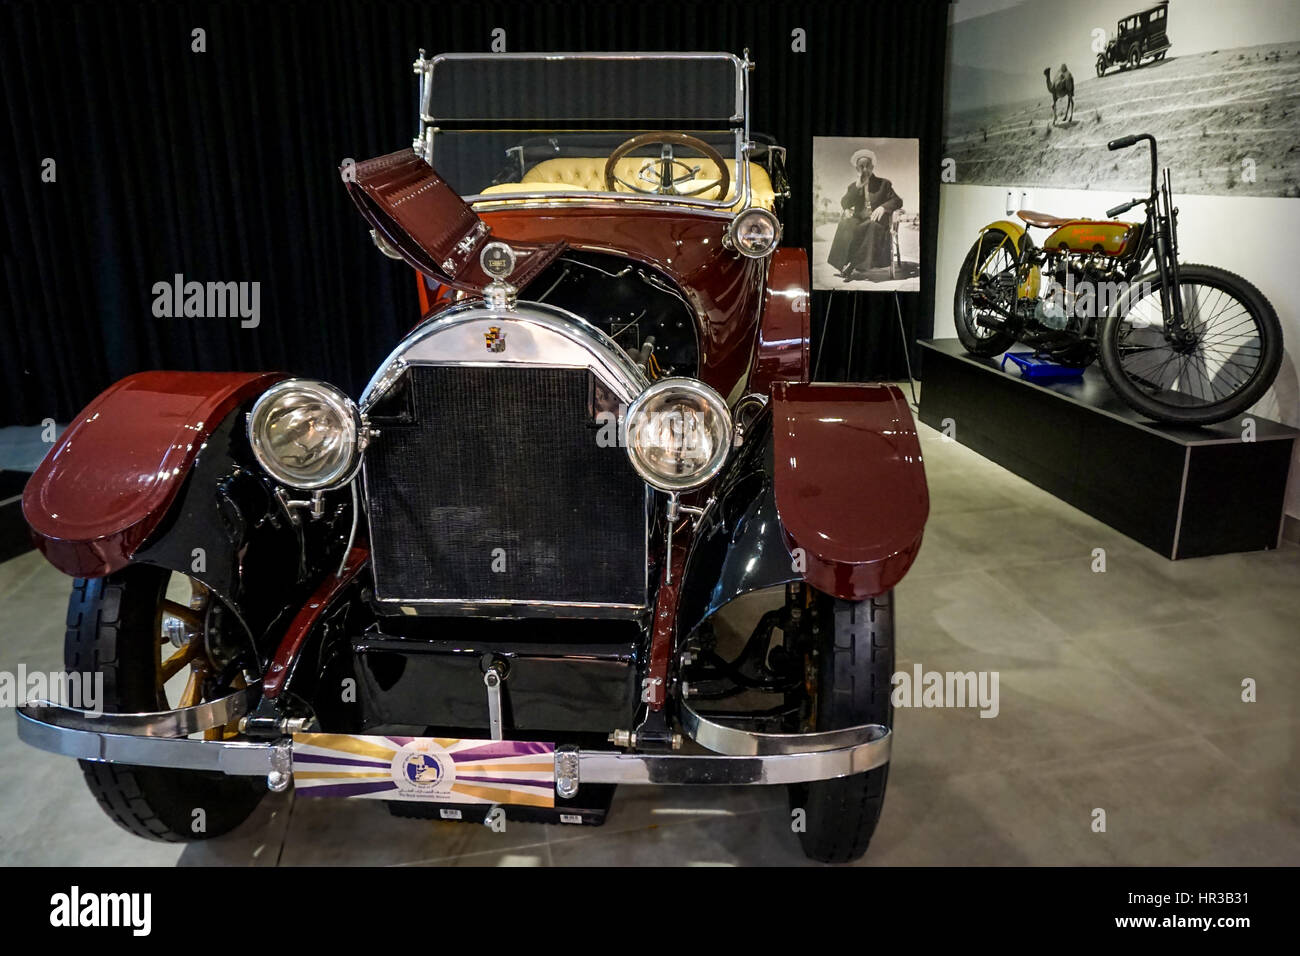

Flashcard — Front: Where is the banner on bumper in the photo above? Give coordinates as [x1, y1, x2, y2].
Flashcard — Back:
[292, 733, 556, 807]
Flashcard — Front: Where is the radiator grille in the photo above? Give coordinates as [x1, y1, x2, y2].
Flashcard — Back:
[365, 365, 648, 609]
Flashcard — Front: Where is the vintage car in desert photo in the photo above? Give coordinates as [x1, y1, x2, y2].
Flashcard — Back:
[17, 51, 929, 863]
[1096, 1, 1171, 76]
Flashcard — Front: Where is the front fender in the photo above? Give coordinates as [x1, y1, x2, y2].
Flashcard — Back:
[677, 382, 928, 634]
[771, 382, 928, 599]
[23, 371, 285, 577]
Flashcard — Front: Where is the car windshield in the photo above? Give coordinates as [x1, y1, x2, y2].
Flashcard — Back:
[414, 52, 759, 210]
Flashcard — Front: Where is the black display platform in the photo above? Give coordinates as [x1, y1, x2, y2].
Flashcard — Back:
[1, 471, 33, 563]
[918, 339, 1297, 559]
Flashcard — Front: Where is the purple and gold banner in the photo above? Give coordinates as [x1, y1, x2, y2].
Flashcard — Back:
[292, 734, 556, 807]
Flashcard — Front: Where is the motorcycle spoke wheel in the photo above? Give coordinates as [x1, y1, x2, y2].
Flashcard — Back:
[1115, 282, 1263, 409]
[1100, 264, 1283, 425]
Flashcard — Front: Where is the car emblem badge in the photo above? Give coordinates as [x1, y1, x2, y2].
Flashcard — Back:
[485, 326, 506, 353]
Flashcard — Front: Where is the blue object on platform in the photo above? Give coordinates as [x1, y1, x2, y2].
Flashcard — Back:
[1000, 351, 1086, 383]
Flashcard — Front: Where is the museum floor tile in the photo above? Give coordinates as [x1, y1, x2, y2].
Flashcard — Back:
[0, 418, 1295, 866]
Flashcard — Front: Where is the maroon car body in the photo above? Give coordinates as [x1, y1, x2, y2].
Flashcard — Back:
[18, 51, 928, 863]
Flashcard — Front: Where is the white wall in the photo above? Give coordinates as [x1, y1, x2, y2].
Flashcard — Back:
[936, 183, 1300, 518]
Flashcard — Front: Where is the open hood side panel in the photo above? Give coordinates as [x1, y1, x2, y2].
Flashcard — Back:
[345, 149, 565, 292]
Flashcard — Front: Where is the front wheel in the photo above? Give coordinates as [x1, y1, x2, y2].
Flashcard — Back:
[1095, 55, 1107, 78]
[1098, 264, 1283, 425]
[64, 566, 265, 841]
[788, 590, 894, 864]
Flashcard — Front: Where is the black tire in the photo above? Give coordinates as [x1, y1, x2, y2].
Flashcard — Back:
[788, 591, 894, 864]
[1095, 55, 1107, 78]
[1098, 264, 1283, 425]
[64, 567, 265, 841]
[954, 229, 1019, 356]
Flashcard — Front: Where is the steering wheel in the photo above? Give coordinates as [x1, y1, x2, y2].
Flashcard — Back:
[604, 132, 731, 200]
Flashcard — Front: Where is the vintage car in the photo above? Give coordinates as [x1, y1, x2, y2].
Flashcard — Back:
[18, 51, 929, 863]
[1096, 1, 1171, 76]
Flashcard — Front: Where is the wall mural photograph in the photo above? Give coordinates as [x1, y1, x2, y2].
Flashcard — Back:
[944, 0, 1300, 197]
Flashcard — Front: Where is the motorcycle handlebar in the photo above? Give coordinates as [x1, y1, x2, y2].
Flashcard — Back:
[1107, 133, 1160, 199]
[1106, 199, 1138, 218]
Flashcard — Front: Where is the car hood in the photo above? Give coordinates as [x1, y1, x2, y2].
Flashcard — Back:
[344, 148, 565, 292]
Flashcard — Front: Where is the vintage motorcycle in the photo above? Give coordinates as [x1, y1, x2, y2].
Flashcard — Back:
[954, 133, 1283, 425]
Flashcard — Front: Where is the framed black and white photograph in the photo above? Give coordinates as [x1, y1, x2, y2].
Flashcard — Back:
[811, 136, 921, 292]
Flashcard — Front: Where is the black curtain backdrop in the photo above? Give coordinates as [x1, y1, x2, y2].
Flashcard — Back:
[0, 0, 949, 427]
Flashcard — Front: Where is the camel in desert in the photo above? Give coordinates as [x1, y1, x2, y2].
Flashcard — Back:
[1044, 64, 1074, 125]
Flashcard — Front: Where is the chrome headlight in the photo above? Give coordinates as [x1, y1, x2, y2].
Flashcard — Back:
[726, 207, 781, 258]
[625, 378, 732, 492]
[247, 379, 362, 490]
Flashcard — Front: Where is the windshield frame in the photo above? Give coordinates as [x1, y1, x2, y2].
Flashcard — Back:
[411, 51, 755, 212]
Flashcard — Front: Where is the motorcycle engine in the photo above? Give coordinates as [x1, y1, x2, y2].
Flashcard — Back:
[1033, 279, 1071, 330]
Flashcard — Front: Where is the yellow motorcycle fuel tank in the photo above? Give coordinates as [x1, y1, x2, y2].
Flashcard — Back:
[1043, 220, 1137, 257]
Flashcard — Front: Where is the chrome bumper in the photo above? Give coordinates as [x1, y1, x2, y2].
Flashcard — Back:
[17, 695, 290, 781]
[559, 731, 889, 789]
[16, 696, 890, 793]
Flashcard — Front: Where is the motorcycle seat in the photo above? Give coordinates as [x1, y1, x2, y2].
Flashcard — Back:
[1017, 209, 1073, 228]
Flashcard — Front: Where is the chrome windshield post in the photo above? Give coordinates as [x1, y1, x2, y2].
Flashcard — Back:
[413, 49, 433, 162]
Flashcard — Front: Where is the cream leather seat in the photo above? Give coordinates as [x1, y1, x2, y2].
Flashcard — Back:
[477, 156, 776, 210]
